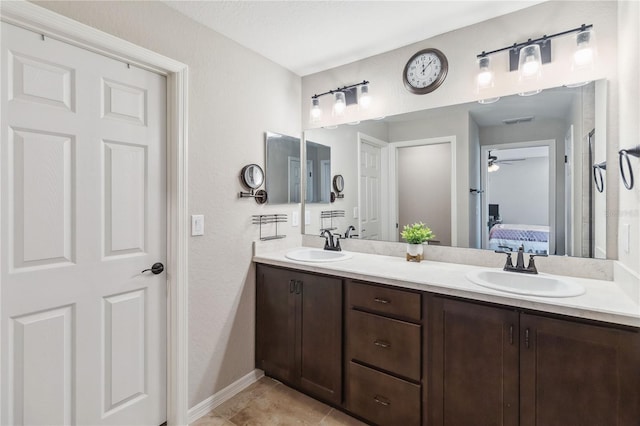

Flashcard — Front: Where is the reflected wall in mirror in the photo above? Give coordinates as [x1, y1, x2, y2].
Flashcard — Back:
[265, 131, 301, 204]
[305, 141, 331, 203]
[303, 81, 607, 258]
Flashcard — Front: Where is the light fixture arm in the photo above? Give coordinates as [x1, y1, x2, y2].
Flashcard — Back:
[311, 80, 370, 99]
[477, 23, 593, 58]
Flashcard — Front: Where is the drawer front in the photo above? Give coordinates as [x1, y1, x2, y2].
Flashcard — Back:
[348, 281, 421, 321]
[348, 310, 421, 380]
[347, 362, 420, 426]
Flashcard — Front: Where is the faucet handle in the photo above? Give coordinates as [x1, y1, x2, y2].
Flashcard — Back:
[495, 250, 514, 269]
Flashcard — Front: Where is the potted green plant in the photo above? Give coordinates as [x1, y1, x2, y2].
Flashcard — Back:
[400, 222, 435, 261]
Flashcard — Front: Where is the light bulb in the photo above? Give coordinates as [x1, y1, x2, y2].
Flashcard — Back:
[333, 91, 346, 116]
[310, 98, 321, 122]
[573, 29, 596, 70]
[476, 56, 494, 91]
[518, 44, 542, 81]
[359, 84, 371, 109]
[488, 163, 500, 172]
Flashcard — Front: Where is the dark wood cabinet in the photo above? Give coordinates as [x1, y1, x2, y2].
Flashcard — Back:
[427, 296, 519, 426]
[429, 295, 640, 426]
[519, 313, 640, 426]
[256, 264, 342, 405]
[345, 280, 422, 426]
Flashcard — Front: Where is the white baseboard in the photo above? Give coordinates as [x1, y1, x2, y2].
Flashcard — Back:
[188, 369, 264, 424]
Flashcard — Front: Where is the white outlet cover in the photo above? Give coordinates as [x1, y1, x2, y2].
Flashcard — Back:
[292, 211, 299, 227]
[305, 210, 311, 225]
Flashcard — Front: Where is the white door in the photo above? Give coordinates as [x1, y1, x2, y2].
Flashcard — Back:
[359, 141, 381, 239]
[288, 157, 300, 203]
[1, 23, 167, 426]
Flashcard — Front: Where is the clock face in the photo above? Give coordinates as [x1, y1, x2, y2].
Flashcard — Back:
[403, 48, 448, 94]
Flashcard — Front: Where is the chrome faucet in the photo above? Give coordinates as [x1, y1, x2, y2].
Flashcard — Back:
[321, 229, 341, 251]
[344, 225, 356, 238]
[496, 244, 547, 274]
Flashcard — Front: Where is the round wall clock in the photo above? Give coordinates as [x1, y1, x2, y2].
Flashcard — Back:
[403, 48, 448, 94]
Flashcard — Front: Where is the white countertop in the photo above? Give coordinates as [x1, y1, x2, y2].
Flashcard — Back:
[253, 247, 640, 328]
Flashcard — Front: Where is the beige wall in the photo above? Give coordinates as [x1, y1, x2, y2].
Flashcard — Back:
[33, 0, 302, 408]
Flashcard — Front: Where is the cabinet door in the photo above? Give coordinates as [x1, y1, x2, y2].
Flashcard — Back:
[428, 297, 519, 426]
[520, 314, 640, 426]
[298, 273, 343, 405]
[256, 265, 296, 383]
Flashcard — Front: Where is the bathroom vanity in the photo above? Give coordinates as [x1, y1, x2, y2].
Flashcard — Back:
[254, 248, 640, 426]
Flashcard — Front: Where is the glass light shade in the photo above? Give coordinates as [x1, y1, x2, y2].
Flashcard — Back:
[488, 163, 500, 173]
[310, 98, 322, 122]
[518, 44, 542, 81]
[333, 91, 346, 116]
[476, 56, 494, 91]
[359, 84, 372, 109]
[573, 29, 596, 70]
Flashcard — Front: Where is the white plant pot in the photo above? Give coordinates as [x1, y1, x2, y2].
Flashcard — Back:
[407, 243, 424, 257]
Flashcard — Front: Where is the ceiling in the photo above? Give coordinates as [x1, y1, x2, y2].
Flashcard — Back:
[163, 1, 546, 76]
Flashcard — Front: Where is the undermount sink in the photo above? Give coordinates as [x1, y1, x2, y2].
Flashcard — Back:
[285, 248, 353, 263]
[466, 269, 585, 298]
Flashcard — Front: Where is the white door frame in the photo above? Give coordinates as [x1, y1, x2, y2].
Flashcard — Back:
[0, 2, 190, 425]
[481, 140, 556, 254]
[389, 136, 457, 245]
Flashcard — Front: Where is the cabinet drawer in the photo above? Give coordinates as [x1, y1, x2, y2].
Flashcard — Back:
[347, 362, 420, 426]
[348, 281, 421, 321]
[348, 310, 421, 380]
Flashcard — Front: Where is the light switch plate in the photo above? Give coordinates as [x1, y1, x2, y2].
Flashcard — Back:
[305, 210, 311, 225]
[191, 214, 204, 236]
[353, 207, 358, 219]
[622, 223, 630, 253]
[292, 211, 299, 227]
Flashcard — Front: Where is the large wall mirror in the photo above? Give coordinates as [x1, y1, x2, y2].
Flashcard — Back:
[305, 141, 331, 203]
[265, 131, 301, 204]
[303, 80, 608, 259]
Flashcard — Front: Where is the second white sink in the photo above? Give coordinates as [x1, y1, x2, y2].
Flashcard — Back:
[285, 248, 352, 263]
[466, 269, 585, 298]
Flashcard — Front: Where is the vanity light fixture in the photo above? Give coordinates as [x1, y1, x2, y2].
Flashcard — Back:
[476, 24, 594, 93]
[309, 80, 371, 122]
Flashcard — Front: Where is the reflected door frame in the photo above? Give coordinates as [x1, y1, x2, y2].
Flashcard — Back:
[389, 136, 457, 245]
[480, 139, 556, 254]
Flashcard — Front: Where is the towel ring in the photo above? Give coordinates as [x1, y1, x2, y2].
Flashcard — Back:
[618, 146, 640, 190]
[592, 161, 606, 193]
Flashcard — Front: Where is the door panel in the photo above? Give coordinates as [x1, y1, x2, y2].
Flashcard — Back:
[298, 274, 342, 404]
[429, 297, 519, 426]
[520, 314, 640, 426]
[359, 142, 381, 239]
[1, 23, 167, 425]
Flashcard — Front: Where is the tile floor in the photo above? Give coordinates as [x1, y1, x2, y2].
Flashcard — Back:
[191, 377, 368, 426]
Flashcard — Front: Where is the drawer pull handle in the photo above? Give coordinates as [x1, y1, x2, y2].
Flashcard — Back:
[374, 340, 390, 348]
[373, 297, 390, 304]
[373, 395, 391, 406]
